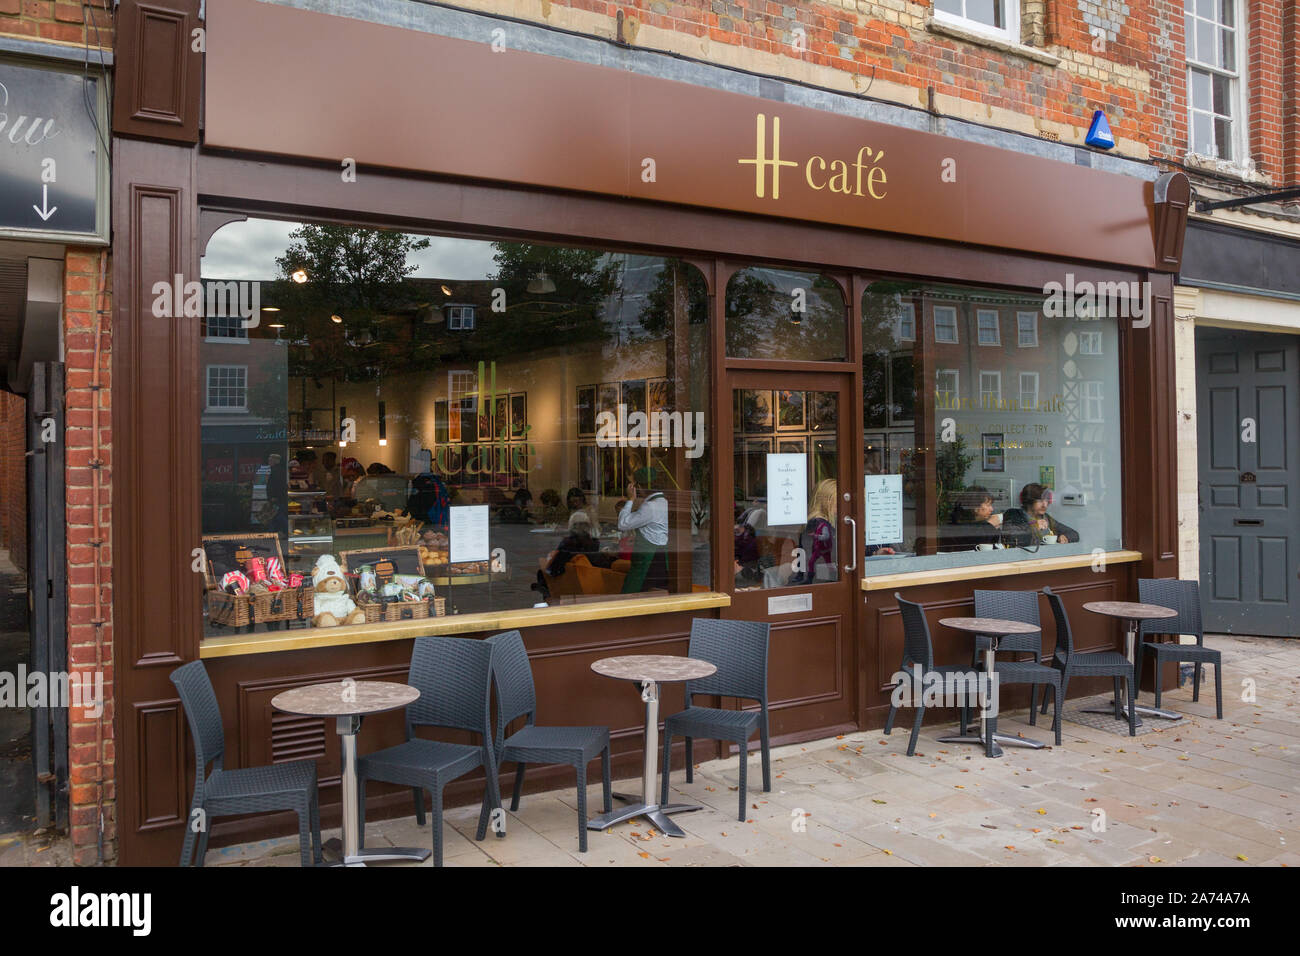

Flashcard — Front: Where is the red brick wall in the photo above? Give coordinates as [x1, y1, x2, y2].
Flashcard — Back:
[0, 391, 27, 570]
[1281, 1, 1300, 185]
[0, 0, 112, 44]
[64, 248, 113, 866]
[521, 1, 1187, 158]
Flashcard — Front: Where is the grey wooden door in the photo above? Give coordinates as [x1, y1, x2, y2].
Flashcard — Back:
[1196, 329, 1299, 636]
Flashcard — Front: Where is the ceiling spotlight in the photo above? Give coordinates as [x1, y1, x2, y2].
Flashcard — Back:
[527, 271, 556, 295]
[291, 269, 309, 284]
[267, 321, 285, 329]
[440, 284, 453, 296]
[262, 306, 280, 312]
[330, 314, 343, 324]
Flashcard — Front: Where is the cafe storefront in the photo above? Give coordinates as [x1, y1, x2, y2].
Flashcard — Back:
[110, 0, 1190, 864]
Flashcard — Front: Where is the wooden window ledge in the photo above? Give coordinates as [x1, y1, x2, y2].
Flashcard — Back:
[860, 550, 1142, 592]
[199, 591, 731, 659]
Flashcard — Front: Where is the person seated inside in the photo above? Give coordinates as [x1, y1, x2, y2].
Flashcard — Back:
[1001, 482, 1079, 546]
[533, 510, 600, 601]
[946, 485, 1004, 549]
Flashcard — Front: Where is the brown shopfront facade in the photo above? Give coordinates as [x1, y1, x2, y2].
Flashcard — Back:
[110, 0, 1190, 865]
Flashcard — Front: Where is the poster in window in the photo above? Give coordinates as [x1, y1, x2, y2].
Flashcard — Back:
[809, 390, 837, 431]
[648, 378, 670, 413]
[510, 443, 530, 483]
[511, 393, 527, 438]
[622, 379, 647, 417]
[1039, 465, 1055, 490]
[736, 437, 771, 502]
[623, 446, 647, 488]
[778, 437, 806, 457]
[456, 397, 474, 443]
[577, 385, 597, 436]
[982, 433, 1005, 473]
[777, 389, 806, 430]
[478, 395, 493, 441]
[740, 389, 773, 433]
[434, 400, 448, 444]
[812, 438, 837, 486]
[598, 383, 620, 421]
[599, 445, 620, 499]
[579, 444, 597, 493]
[494, 394, 509, 439]
[864, 433, 886, 476]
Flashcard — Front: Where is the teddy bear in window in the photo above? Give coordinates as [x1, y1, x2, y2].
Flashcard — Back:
[311, 554, 365, 627]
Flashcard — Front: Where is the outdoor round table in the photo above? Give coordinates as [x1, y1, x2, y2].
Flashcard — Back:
[272, 680, 430, 867]
[587, 654, 717, 838]
[937, 617, 1048, 759]
[1081, 601, 1183, 724]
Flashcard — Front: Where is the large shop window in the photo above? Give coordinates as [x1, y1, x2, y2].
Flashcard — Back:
[197, 219, 710, 639]
[860, 281, 1123, 575]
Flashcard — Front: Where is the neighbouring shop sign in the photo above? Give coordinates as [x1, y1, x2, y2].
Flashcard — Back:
[0, 59, 107, 241]
[207, 0, 1162, 269]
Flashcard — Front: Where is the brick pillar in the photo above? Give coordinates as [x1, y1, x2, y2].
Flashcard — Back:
[1284, 0, 1300, 186]
[64, 248, 114, 866]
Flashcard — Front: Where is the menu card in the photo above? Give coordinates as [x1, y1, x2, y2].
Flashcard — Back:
[766, 454, 808, 526]
[449, 505, 490, 562]
[864, 474, 903, 546]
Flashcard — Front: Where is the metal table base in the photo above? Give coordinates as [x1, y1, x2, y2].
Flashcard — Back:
[936, 643, 1047, 758]
[587, 680, 703, 838]
[330, 715, 432, 867]
[1080, 619, 1184, 725]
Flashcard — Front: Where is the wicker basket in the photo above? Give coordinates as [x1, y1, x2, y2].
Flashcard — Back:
[355, 595, 384, 624]
[203, 533, 315, 628]
[383, 599, 429, 623]
[208, 585, 313, 628]
[207, 590, 253, 629]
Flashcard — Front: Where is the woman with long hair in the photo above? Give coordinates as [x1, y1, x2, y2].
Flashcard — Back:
[792, 477, 838, 584]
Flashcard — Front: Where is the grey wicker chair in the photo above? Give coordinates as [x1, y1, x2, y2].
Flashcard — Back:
[1136, 578, 1222, 719]
[170, 660, 322, 867]
[972, 589, 1062, 746]
[659, 618, 771, 822]
[1041, 587, 1136, 736]
[485, 630, 612, 852]
[886, 595, 982, 755]
[356, 636, 502, 867]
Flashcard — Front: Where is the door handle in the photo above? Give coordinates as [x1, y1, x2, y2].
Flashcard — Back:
[843, 515, 857, 573]
[1233, 518, 1263, 526]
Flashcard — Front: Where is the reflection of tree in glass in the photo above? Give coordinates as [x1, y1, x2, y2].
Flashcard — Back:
[636, 259, 708, 338]
[861, 282, 921, 428]
[275, 225, 431, 382]
[487, 242, 620, 355]
[724, 269, 846, 360]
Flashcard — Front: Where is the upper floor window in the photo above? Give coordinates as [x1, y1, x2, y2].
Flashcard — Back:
[204, 313, 248, 342]
[1186, 0, 1241, 161]
[1017, 311, 1038, 348]
[447, 304, 476, 330]
[932, 0, 1020, 44]
[206, 365, 248, 411]
[976, 309, 1001, 346]
[933, 306, 959, 344]
[898, 303, 916, 342]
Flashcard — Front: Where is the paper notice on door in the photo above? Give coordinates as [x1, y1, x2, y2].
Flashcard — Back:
[765, 454, 808, 526]
[864, 474, 903, 546]
[449, 505, 490, 563]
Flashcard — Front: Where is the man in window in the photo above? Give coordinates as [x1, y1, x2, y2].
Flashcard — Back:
[618, 466, 669, 593]
[1001, 483, 1078, 546]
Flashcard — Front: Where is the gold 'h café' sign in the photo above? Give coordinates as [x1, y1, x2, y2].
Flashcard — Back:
[206, 0, 1164, 270]
[739, 113, 887, 201]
